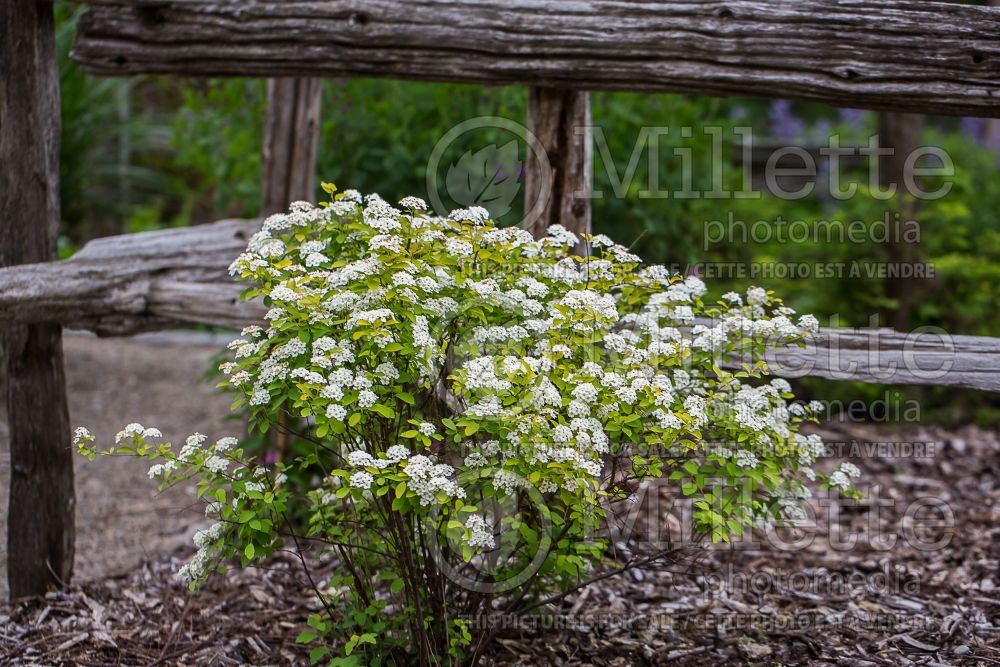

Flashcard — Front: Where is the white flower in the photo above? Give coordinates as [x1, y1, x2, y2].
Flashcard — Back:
[193, 522, 225, 549]
[838, 462, 861, 478]
[493, 469, 526, 495]
[412, 316, 434, 348]
[341, 189, 362, 203]
[244, 481, 265, 495]
[449, 206, 490, 225]
[369, 234, 403, 253]
[571, 383, 599, 404]
[179, 433, 207, 460]
[399, 196, 427, 210]
[465, 452, 488, 467]
[271, 338, 307, 360]
[735, 449, 758, 469]
[250, 388, 270, 406]
[348, 451, 375, 468]
[798, 314, 820, 333]
[770, 378, 792, 393]
[552, 424, 573, 444]
[115, 422, 146, 444]
[386, 445, 409, 462]
[358, 390, 377, 408]
[290, 368, 326, 385]
[466, 514, 495, 549]
[747, 286, 769, 306]
[829, 471, 851, 490]
[205, 455, 230, 474]
[349, 471, 374, 490]
[404, 455, 465, 505]
[269, 285, 298, 302]
[683, 395, 707, 426]
[208, 189, 832, 568]
[445, 238, 474, 257]
[72, 427, 92, 446]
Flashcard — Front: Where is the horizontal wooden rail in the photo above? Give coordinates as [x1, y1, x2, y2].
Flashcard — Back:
[1, 221, 999, 391]
[0, 219, 260, 336]
[761, 327, 1000, 393]
[72, 0, 1000, 117]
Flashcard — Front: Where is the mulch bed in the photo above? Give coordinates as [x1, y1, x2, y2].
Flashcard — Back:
[2, 422, 998, 666]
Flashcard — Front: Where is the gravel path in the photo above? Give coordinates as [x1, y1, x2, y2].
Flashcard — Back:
[0, 331, 238, 600]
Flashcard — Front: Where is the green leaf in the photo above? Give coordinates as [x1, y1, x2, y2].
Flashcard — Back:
[371, 403, 396, 419]
[244, 543, 255, 559]
[309, 646, 331, 664]
[330, 657, 362, 667]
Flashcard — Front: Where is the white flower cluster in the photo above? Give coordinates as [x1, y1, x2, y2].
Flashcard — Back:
[219, 188, 836, 552]
[465, 514, 495, 549]
[403, 455, 466, 506]
[115, 422, 162, 443]
[829, 462, 861, 490]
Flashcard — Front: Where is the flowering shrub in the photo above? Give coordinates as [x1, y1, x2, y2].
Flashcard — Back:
[76, 185, 857, 665]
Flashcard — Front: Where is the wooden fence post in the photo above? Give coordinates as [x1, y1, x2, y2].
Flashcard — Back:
[878, 111, 924, 331]
[261, 78, 322, 458]
[988, 0, 1000, 161]
[261, 78, 323, 215]
[523, 88, 592, 252]
[1, 0, 75, 597]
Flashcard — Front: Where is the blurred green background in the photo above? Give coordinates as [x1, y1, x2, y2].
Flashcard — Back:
[56, 2, 1000, 425]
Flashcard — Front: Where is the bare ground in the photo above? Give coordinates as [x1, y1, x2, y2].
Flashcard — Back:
[0, 332, 237, 601]
[1, 335, 998, 665]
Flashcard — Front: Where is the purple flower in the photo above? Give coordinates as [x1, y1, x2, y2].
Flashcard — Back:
[960, 117, 986, 141]
[838, 108, 869, 128]
[769, 100, 806, 141]
[812, 119, 833, 142]
[987, 123, 1000, 155]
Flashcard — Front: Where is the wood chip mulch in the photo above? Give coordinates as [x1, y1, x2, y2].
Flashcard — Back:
[2, 422, 998, 666]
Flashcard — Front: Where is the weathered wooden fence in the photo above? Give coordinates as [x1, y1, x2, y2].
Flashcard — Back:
[2, 0, 1000, 597]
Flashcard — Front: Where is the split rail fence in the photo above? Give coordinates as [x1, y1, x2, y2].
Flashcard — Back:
[2, 0, 1000, 597]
